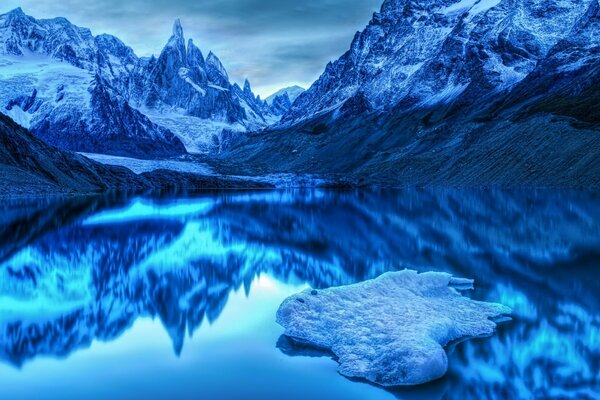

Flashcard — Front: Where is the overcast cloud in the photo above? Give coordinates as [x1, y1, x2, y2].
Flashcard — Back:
[2, 0, 381, 97]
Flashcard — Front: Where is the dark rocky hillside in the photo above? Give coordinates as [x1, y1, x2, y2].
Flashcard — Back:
[0, 113, 271, 196]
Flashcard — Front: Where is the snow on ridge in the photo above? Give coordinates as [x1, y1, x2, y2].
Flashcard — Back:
[207, 83, 228, 92]
[440, 0, 500, 16]
[441, 0, 478, 15]
[470, 0, 502, 15]
[178, 67, 206, 96]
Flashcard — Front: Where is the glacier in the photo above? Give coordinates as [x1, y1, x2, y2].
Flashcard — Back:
[276, 270, 511, 386]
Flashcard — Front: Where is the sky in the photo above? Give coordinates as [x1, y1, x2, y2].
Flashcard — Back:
[2, 0, 381, 97]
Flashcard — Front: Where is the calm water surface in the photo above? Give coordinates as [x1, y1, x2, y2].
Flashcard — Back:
[0, 189, 598, 399]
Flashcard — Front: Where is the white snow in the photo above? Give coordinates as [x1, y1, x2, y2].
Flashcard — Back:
[79, 152, 214, 175]
[470, 0, 501, 15]
[440, 0, 499, 16]
[441, 0, 478, 15]
[0, 53, 93, 108]
[277, 270, 511, 386]
[185, 77, 206, 95]
[178, 67, 206, 96]
[2, 105, 31, 128]
[207, 83, 228, 92]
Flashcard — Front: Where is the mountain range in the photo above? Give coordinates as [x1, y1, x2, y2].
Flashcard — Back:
[0, 8, 296, 158]
[0, 0, 599, 190]
[224, 0, 600, 187]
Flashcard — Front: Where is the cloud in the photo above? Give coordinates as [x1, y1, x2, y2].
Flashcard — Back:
[3, 0, 381, 96]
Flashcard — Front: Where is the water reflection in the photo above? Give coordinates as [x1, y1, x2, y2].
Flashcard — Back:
[0, 189, 599, 398]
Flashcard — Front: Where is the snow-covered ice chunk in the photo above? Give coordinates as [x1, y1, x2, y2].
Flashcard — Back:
[276, 270, 511, 387]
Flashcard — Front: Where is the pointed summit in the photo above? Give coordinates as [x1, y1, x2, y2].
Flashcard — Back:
[173, 18, 184, 38]
[243, 79, 252, 93]
[4, 7, 29, 23]
[161, 18, 186, 63]
[206, 51, 229, 81]
[7, 7, 25, 16]
[187, 38, 205, 67]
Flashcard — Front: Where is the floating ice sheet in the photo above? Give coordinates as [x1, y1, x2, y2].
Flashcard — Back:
[276, 270, 511, 386]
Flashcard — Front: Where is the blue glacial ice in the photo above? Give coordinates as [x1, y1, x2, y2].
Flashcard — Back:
[276, 270, 511, 386]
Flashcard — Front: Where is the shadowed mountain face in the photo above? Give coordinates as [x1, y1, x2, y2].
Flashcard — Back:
[0, 189, 598, 398]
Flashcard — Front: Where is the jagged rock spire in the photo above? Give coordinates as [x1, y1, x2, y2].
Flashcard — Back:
[172, 18, 184, 38]
[243, 79, 252, 93]
[164, 18, 186, 61]
[206, 51, 229, 81]
[187, 38, 205, 67]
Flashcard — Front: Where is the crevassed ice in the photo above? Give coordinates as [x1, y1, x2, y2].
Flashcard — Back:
[276, 270, 511, 387]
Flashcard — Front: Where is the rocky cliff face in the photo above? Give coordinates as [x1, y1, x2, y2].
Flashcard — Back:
[0, 8, 187, 158]
[281, 0, 595, 125]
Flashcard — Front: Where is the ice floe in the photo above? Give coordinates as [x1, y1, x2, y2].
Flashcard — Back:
[276, 270, 511, 386]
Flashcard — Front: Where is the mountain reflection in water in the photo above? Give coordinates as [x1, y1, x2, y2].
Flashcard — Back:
[0, 189, 598, 399]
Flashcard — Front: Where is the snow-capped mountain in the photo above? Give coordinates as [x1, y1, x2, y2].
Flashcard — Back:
[282, 0, 595, 125]
[264, 86, 305, 117]
[0, 8, 186, 157]
[265, 86, 305, 105]
[223, 0, 600, 187]
[0, 9, 288, 157]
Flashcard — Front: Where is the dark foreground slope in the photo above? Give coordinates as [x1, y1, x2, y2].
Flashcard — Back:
[221, 109, 600, 188]
[0, 113, 271, 196]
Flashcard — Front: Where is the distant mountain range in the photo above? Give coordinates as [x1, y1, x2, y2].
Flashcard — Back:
[0, 9, 294, 157]
[265, 85, 305, 105]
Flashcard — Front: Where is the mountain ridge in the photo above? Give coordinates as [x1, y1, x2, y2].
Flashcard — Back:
[222, 0, 600, 188]
[0, 9, 293, 157]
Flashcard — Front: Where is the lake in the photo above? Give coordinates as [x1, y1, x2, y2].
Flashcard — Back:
[0, 189, 598, 399]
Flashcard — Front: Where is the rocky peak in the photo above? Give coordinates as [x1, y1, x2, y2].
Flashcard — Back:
[172, 18, 184, 39]
[186, 38, 205, 67]
[160, 19, 187, 66]
[1, 7, 30, 25]
[206, 51, 228, 80]
[269, 92, 292, 116]
[243, 79, 253, 95]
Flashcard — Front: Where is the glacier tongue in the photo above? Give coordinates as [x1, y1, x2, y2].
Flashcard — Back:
[276, 270, 511, 387]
